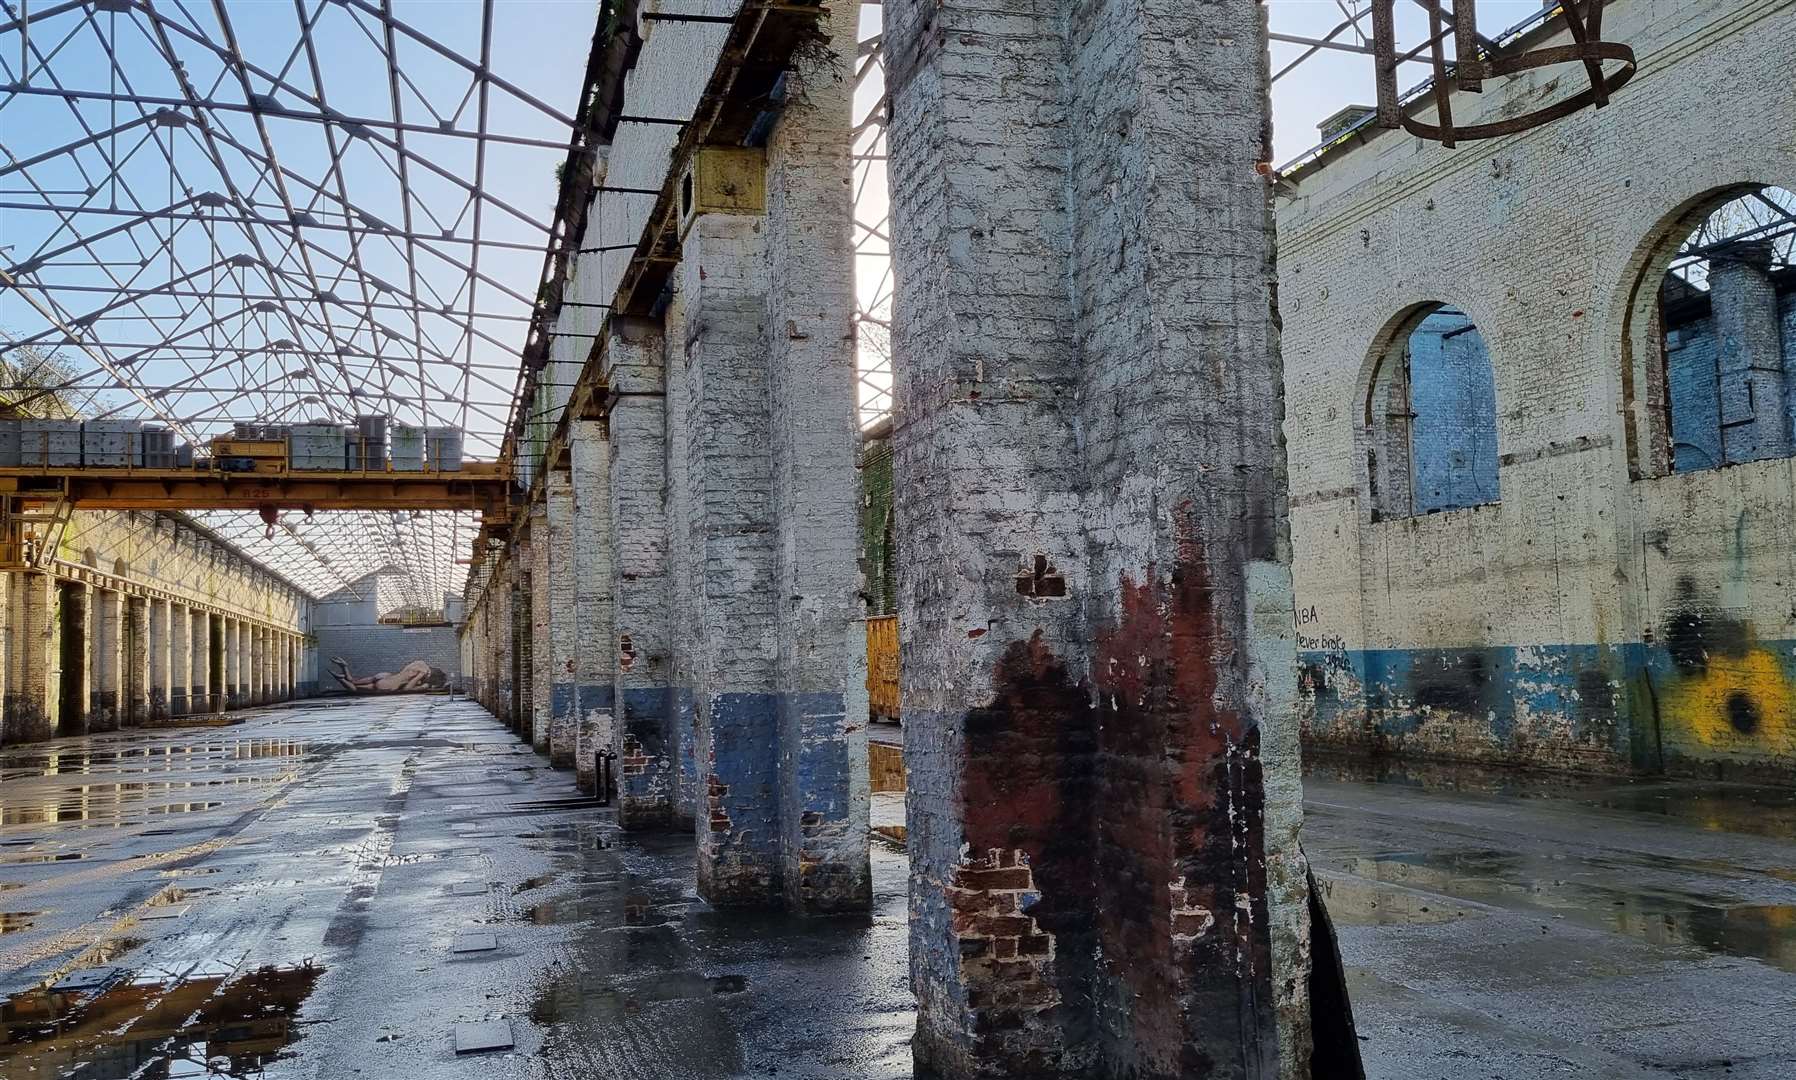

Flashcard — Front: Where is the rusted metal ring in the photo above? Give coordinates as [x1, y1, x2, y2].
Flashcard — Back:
[1401, 41, 1637, 143]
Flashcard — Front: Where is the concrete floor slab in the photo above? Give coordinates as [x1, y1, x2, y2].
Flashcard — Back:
[0, 697, 911, 1079]
[5, 699, 1794, 1077]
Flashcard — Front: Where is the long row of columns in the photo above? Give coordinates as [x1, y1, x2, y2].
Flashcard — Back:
[461, 0, 1318, 1075]
[0, 572, 311, 746]
[463, 0, 868, 916]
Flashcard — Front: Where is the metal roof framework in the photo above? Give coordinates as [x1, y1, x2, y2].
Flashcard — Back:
[0, 0, 578, 607]
[847, 2, 1573, 428]
[1, 1, 1584, 602]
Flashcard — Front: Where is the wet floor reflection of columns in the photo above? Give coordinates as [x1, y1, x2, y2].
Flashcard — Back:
[0, 697, 913, 1080]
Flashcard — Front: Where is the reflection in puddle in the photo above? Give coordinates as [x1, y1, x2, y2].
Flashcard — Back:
[530, 971, 749, 1024]
[0, 912, 38, 935]
[0, 851, 84, 865]
[1335, 846, 1796, 971]
[0, 963, 323, 1079]
[73, 937, 146, 965]
[1314, 874, 1477, 926]
[1308, 753, 1796, 842]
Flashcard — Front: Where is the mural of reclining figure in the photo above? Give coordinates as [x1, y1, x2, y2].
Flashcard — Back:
[329, 656, 448, 695]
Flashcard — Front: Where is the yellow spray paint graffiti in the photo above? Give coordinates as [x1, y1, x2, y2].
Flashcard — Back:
[1660, 645, 1794, 754]
[1656, 576, 1796, 764]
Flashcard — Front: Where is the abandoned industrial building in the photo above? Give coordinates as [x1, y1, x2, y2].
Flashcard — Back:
[2, 0, 1794, 1077]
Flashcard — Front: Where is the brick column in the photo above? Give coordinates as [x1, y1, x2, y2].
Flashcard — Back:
[238, 622, 251, 706]
[254, 625, 267, 705]
[765, 0, 870, 914]
[527, 509, 553, 752]
[605, 316, 675, 828]
[124, 596, 149, 726]
[510, 546, 528, 733]
[246, 625, 259, 705]
[672, 205, 785, 904]
[499, 556, 519, 727]
[1710, 239, 1789, 462]
[546, 468, 579, 767]
[90, 588, 121, 732]
[169, 603, 191, 715]
[149, 598, 170, 719]
[3, 573, 60, 743]
[231, 619, 243, 708]
[570, 420, 616, 796]
[195, 610, 214, 711]
[887, 1, 1308, 1076]
[62, 582, 92, 735]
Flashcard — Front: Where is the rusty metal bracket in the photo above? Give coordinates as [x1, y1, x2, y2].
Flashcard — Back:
[1375, 0, 1636, 148]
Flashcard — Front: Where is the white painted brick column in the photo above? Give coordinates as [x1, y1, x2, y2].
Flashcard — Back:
[570, 419, 615, 796]
[528, 508, 553, 753]
[124, 596, 149, 726]
[91, 588, 121, 732]
[765, 0, 870, 915]
[675, 209, 782, 904]
[886, 1, 1308, 1075]
[191, 611, 211, 713]
[170, 603, 192, 715]
[63, 582, 92, 735]
[605, 316, 675, 829]
[546, 467, 579, 767]
[2, 573, 60, 743]
[149, 597, 171, 719]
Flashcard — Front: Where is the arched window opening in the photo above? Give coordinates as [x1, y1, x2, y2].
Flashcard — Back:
[1656, 186, 1796, 473]
[1364, 304, 1501, 521]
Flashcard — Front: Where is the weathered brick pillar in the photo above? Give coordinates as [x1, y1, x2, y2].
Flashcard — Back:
[246, 623, 257, 705]
[273, 632, 285, 701]
[224, 618, 242, 711]
[529, 508, 554, 752]
[169, 603, 191, 715]
[254, 625, 267, 705]
[546, 468, 579, 767]
[887, 1, 1310, 1076]
[124, 596, 149, 725]
[570, 419, 616, 796]
[675, 208, 784, 905]
[192, 611, 212, 713]
[499, 556, 519, 727]
[765, 0, 871, 914]
[149, 598, 170, 719]
[91, 588, 121, 732]
[605, 315, 675, 828]
[1710, 240, 1789, 461]
[239, 621, 253, 707]
[62, 582, 92, 735]
[3, 573, 60, 743]
[662, 278, 702, 828]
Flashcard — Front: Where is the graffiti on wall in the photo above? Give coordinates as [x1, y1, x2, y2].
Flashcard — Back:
[1651, 578, 1794, 762]
[328, 656, 449, 695]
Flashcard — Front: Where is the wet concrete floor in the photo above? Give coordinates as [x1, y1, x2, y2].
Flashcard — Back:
[0, 697, 910, 1079]
[1307, 755, 1796, 1079]
[6, 699, 1795, 1078]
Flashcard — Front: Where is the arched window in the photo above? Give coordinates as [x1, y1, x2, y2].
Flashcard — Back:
[1651, 186, 1796, 474]
[1363, 303, 1501, 521]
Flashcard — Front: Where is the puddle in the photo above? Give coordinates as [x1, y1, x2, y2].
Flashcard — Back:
[514, 873, 560, 894]
[145, 801, 224, 816]
[530, 971, 750, 1024]
[522, 893, 683, 928]
[0, 962, 324, 1078]
[1333, 846, 1796, 971]
[0, 851, 84, 865]
[73, 937, 146, 965]
[1314, 874, 1477, 926]
[0, 912, 38, 935]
